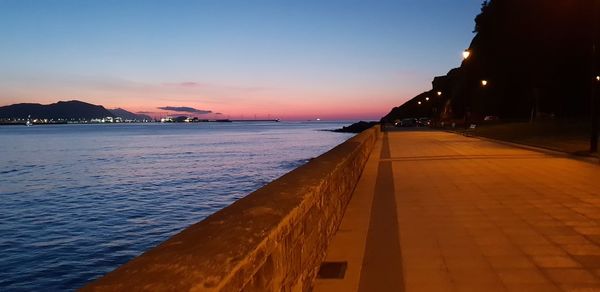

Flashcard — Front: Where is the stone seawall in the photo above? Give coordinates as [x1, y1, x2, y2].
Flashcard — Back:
[82, 126, 381, 292]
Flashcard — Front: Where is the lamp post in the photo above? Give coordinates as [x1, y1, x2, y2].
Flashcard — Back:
[592, 69, 599, 152]
[462, 49, 472, 128]
[591, 1, 599, 153]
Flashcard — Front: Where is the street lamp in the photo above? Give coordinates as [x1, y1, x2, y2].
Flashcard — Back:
[590, 0, 599, 152]
[437, 91, 442, 96]
[418, 101, 422, 105]
[425, 97, 430, 101]
[481, 80, 488, 86]
[463, 50, 471, 60]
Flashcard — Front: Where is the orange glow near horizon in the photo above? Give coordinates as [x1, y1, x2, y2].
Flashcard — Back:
[0, 80, 411, 120]
[0, 93, 398, 121]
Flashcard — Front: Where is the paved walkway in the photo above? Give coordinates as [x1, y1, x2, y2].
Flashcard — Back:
[314, 129, 600, 292]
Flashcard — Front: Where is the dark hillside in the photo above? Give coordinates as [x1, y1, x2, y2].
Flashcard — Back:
[384, 0, 600, 123]
[0, 100, 115, 120]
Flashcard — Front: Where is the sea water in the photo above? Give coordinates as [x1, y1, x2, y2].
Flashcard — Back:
[0, 122, 354, 291]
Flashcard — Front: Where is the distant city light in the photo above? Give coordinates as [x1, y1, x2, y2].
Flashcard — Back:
[481, 80, 488, 86]
[437, 91, 442, 96]
[596, 76, 600, 81]
[425, 97, 430, 101]
[418, 101, 422, 105]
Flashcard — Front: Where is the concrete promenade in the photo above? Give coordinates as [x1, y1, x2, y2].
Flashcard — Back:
[314, 129, 600, 292]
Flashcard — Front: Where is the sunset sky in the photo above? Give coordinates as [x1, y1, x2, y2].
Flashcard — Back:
[0, 0, 483, 120]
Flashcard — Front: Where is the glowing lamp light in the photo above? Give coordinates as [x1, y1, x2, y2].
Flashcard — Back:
[425, 97, 430, 101]
[462, 50, 471, 60]
[481, 80, 488, 86]
[437, 91, 442, 96]
[418, 101, 422, 105]
[596, 76, 600, 81]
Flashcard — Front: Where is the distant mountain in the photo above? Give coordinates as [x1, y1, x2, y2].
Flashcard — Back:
[0, 100, 114, 120]
[109, 108, 152, 121]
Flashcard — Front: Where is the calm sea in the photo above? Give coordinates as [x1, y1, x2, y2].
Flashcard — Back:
[0, 121, 354, 291]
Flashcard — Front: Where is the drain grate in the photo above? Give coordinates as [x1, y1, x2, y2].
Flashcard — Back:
[317, 261, 347, 279]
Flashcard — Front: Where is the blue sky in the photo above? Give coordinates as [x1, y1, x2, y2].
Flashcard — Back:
[0, 0, 483, 119]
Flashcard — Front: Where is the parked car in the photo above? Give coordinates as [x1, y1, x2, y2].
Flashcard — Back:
[401, 118, 417, 127]
[417, 117, 431, 127]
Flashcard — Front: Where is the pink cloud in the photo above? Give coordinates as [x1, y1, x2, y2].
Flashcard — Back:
[161, 81, 269, 93]
[162, 82, 203, 88]
[179, 82, 201, 87]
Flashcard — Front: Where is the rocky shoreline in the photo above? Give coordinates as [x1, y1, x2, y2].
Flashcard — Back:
[332, 121, 379, 133]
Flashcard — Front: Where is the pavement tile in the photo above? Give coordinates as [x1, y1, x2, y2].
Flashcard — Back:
[544, 269, 600, 284]
[493, 219, 528, 227]
[502, 227, 544, 236]
[466, 226, 503, 235]
[443, 256, 490, 270]
[486, 256, 536, 269]
[401, 237, 440, 249]
[404, 268, 452, 284]
[454, 282, 506, 292]
[520, 244, 568, 256]
[462, 222, 496, 229]
[502, 283, 561, 292]
[497, 269, 550, 284]
[404, 281, 455, 292]
[537, 226, 580, 236]
[574, 227, 600, 236]
[531, 255, 581, 268]
[448, 267, 501, 284]
[581, 213, 600, 220]
[472, 234, 513, 246]
[480, 244, 524, 257]
[403, 255, 447, 269]
[559, 284, 600, 292]
[510, 235, 552, 245]
[440, 243, 482, 254]
[437, 237, 475, 247]
[565, 221, 600, 228]
[562, 244, 600, 256]
[529, 220, 568, 227]
[402, 247, 443, 258]
[548, 235, 593, 245]
[571, 255, 600, 269]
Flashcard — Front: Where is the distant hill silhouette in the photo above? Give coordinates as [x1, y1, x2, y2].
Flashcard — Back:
[109, 108, 152, 121]
[0, 100, 114, 120]
[384, 0, 600, 123]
